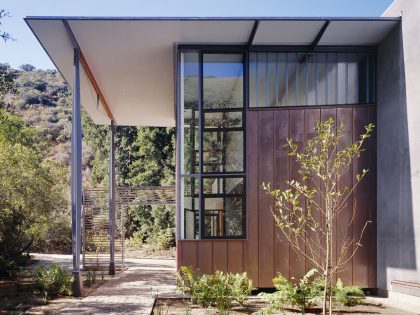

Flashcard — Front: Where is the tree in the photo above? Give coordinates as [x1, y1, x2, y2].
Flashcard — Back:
[263, 118, 374, 315]
[0, 9, 14, 42]
[0, 110, 67, 274]
[0, 63, 15, 96]
[20, 64, 36, 72]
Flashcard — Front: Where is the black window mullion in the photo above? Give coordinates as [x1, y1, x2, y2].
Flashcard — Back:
[198, 51, 204, 240]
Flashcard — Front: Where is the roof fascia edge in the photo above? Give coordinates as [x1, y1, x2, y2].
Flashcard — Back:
[62, 19, 115, 123]
[25, 16, 402, 21]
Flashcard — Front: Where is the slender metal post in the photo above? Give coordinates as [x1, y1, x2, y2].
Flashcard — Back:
[109, 120, 116, 275]
[71, 48, 82, 297]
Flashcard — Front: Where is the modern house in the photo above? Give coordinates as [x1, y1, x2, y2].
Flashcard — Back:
[25, 0, 420, 302]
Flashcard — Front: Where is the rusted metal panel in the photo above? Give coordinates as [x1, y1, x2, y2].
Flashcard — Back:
[197, 241, 213, 274]
[177, 105, 377, 289]
[304, 108, 322, 274]
[336, 107, 354, 285]
[274, 110, 290, 279]
[213, 241, 228, 272]
[228, 241, 244, 274]
[289, 109, 306, 281]
[258, 110, 275, 287]
[352, 107, 370, 288]
[367, 107, 377, 288]
[245, 111, 259, 286]
[179, 241, 198, 269]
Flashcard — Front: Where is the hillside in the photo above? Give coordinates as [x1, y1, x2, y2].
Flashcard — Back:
[0, 63, 176, 253]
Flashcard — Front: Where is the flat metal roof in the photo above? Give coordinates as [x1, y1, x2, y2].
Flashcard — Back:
[25, 17, 400, 126]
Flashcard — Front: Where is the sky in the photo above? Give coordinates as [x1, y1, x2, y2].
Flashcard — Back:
[1, 0, 394, 70]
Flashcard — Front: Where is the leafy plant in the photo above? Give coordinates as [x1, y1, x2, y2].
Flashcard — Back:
[33, 263, 73, 299]
[333, 278, 365, 307]
[177, 266, 253, 314]
[258, 269, 323, 315]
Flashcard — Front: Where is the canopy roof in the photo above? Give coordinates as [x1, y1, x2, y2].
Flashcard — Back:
[25, 17, 399, 126]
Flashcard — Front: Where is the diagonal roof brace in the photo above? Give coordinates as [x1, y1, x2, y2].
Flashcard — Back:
[310, 20, 330, 50]
[63, 20, 115, 123]
[247, 19, 260, 49]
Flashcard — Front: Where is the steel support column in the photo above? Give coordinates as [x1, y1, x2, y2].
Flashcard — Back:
[71, 47, 82, 297]
[109, 120, 116, 275]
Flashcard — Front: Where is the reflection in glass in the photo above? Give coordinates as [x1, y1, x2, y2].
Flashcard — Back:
[287, 53, 297, 106]
[203, 131, 243, 173]
[337, 54, 347, 104]
[249, 52, 376, 107]
[347, 54, 359, 104]
[181, 52, 199, 174]
[327, 53, 337, 105]
[203, 177, 244, 195]
[203, 197, 244, 237]
[317, 54, 327, 105]
[204, 111, 242, 129]
[277, 53, 287, 106]
[179, 51, 246, 240]
[203, 54, 243, 109]
[267, 53, 277, 107]
[307, 54, 317, 106]
[182, 177, 199, 239]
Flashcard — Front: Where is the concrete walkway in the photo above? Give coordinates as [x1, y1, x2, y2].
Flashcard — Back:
[28, 254, 177, 315]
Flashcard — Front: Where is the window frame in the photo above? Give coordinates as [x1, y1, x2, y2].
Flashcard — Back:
[178, 48, 247, 240]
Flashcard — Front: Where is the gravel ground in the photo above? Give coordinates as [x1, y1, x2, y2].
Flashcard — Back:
[153, 297, 418, 315]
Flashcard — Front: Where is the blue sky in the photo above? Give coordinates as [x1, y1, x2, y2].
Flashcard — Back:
[1, 0, 394, 70]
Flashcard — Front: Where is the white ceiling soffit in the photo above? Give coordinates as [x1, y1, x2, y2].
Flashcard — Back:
[28, 19, 255, 127]
[26, 18, 399, 126]
[319, 20, 398, 45]
[253, 20, 325, 45]
[25, 19, 111, 125]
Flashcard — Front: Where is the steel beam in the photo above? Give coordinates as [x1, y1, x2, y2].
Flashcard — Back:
[71, 47, 82, 297]
[247, 20, 260, 49]
[108, 120, 116, 275]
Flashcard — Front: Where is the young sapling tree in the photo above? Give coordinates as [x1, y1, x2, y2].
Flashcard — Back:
[263, 117, 374, 315]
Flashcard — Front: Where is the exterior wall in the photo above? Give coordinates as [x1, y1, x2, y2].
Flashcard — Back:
[377, 0, 420, 294]
[178, 105, 377, 288]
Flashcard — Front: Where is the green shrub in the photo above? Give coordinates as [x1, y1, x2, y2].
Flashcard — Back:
[258, 269, 323, 315]
[333, 278, 365, 306]
[177, 266, 253, 314]
[126, 231, 145, 249]
[33, 263, 73, 298]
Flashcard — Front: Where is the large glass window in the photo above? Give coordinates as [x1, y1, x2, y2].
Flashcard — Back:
[249, 52, 376, 107]
[179, 52, 246, 239]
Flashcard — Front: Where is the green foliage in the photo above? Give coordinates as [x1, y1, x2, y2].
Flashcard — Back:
[0, 110, 68, 274]
[333, 278, 365, 307]
[258, 269, 323, 314]
[0, 63, 15, 95]
[33, 263, 73, 298]
[177, 266, 254, 314]
[128, 205, 175, 251]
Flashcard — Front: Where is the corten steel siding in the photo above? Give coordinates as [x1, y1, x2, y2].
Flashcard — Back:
[178, 104, 377, 288]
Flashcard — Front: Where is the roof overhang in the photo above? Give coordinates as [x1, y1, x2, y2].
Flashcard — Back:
[25, 17, 400, 126]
